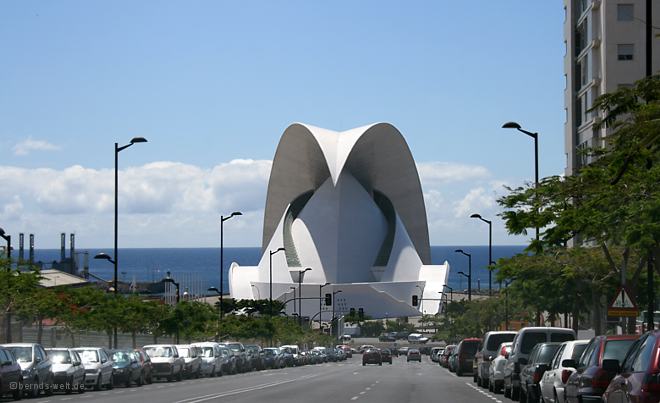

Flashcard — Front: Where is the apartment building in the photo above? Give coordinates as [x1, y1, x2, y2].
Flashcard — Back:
[564, 0, 660, 174]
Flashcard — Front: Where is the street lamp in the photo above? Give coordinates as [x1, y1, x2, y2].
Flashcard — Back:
[319, 282, 330, 334]
[289, 286, 297, 314]
[94, 252, 119, 346]
[219, 211, 242, 320]
[296, 268, 312, 326]
[503, 279, 515, 331]
[470, 213, 493, 296]
[502, 122, 539, 243]
[269, 248, 286, 317]
[112, 136, 147, 349]
[455, 249, 472, 301]
[163, 274, 181, 344]
[331, 290, 343, 337]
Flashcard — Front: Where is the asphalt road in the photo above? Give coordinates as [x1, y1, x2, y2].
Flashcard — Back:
[2, 357, 506, 403]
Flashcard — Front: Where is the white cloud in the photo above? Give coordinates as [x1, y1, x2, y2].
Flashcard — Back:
[417, 162, 490, 183]
[453, 187, 496, 218]
[13, 137, 61, 156]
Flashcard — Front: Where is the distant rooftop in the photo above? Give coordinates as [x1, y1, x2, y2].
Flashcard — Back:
[39, 269, 88, 288]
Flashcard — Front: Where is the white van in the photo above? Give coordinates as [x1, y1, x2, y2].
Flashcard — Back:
[502, 327, 575, 400]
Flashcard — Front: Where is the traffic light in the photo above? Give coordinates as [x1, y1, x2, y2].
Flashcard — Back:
[412, 295, 419, 306]
[358, 308, 364, 320]
[325, 293, 332, 306]
[349, 307, 356, 317]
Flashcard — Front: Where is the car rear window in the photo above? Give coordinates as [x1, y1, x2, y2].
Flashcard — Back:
[550, 333, 574, 343]
[521, 332, 547, 354]
[537, 344, 560, 364]
[571, 343, 588, 360]
[603, 339, 636, 364]
[486, 334, 516, 351]
[461, 342, 480, 355]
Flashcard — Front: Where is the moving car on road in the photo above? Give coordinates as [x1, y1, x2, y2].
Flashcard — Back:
[362, 348, 382, 366]
[381, 348, 393, 364]
[407, 348, 422, 363]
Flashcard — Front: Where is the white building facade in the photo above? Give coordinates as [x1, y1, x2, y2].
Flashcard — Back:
[228, 123, 449, 322]
[564, 0, 660, 175]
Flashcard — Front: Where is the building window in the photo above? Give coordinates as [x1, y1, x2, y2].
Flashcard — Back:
[617, 44, 634, 60]
[576, 0, 589, 17]
[617, 4, 634, 21]
[575, 22, 588, 56]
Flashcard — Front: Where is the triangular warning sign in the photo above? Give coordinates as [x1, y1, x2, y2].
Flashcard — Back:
[609, 288, 636, 309]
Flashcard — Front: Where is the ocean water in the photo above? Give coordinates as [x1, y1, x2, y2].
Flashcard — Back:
[28, 245, 526, 295]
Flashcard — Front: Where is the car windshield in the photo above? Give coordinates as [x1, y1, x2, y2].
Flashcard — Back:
[264, 349, 276, 356]
[487, 334, 516, 351]
[112, 352, 131, 363]
[77, 350, 99, 363]
[246, 346, 259, 353]
[145, 347, 173, 358]
[227, 343, 242, 352]
[571, 343, 588, 360]
[48, 351, 71, 364]
[537, 345, 560, 363]
[603, 339, 636, 363]
[7, 347, 32, 363]
[201, 347, 214, 358]
[462, 342, 480, 355]
[178, 348, 190, 358]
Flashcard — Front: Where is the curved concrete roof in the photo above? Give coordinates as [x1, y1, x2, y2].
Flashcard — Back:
[262, 123, 431, 264]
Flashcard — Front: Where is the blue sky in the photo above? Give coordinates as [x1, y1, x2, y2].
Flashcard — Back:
[0, 1, 566, 248]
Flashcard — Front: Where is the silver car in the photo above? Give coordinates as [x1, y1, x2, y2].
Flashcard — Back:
[192, 342, 222, 377]
[72, 347, 114, 391]
[45, 348, 86, 394]
[488, 342, 512, 394]
[2, 343, 54, 398]
[143, 344, 184, 382]
[175, 345, 202, 378]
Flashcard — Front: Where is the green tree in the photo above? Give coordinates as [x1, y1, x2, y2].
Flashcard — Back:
[0, 264, 41, 343]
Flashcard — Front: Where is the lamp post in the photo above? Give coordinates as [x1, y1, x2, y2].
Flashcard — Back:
[290, 286, 297, 314]
[443, 285, 453, 302]
[319, 282, 330, 334]
[455, 249, 472, 301]
[220, 212, 242, 320]
[331, 290, 342, 337]
[94, 252, 118, 346]
[296, 268, 311, 326]
[112, 137, 147, 349]
[163, 274, 181, 344]
[504, 279, 514, 331]
[470, 213, 493, 296]
[269, 248, 286, 317]
[502, 122, 539, 243]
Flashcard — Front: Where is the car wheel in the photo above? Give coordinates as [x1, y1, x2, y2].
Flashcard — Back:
[362, 362, 366, 366]
[519, 388, 526, 403]
[94, 376, 102, 391]
[65, 376, 73, 394]
[78, 379, 85, 394]
[30, 378, 40, 398]
[12, 378, 22, 400]
[511, 385, 519, 401]
[379, 362, 382, 366]
[457, 368, 463, 377]
[177, 371, 183, 382]
[107, 375, 114, 390]
[138, 373, 144, 387]
[504, 384, 511, 399]
[44, 376, 54, 396]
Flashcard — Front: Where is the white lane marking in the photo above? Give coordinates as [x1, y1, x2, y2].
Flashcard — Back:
[174, 374, 320, 403]
[375, 381, 380, 384]
[353, 372, 359, 375]
[60, 399, 73, 401]
[359, 391, 365, 395]
[465, 382, 502, 403]
[365, 387, 371, 391]
[350, 397, 359, 401]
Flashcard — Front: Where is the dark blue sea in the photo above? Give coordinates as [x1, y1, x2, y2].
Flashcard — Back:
[28, 245, 526, 296]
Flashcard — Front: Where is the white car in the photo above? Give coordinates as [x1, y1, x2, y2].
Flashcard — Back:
[192, 342, 223, 377]
[488, 342, 512, 394]
[143, 344, 184, 382]
[539, 340, 589, 403]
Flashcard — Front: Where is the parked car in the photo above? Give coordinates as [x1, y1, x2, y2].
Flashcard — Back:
[565, 335, 638, 403]
[262, 348, 282, 369]
[72, 347, 114, 391]
[379, 333, 396, 342]
[220, 342, 249, 372]
[519, 342, 562, 403]
[0, 345, 23, 400]
[192, 342, 222, 377]
[245, 345, 264, 371]
[488, 342, 512, 394]
[110, 350, 143, 387]
[381, 348, 393, 364]
[407, 348, 422, 363]
[133, 349, 153, 383]
[218, 346, 236, 374]
[45, 348, 85, 394]
[430, 347, 445, 362]
[539, 340, 589, 403]
[362, 348, 382, 366]
[175, 344, 202, 378]
[453, 338, 481, 376]
[2, 343, 54, 398]
[280, 345, 301, 366]
[503, 327, 575, 400]
[449, 347, 460, 372]
[475, 331, 516, 388]
[601, 330, 660, 403]
[440, 345, 456, 368]
[279, 347, 296, 368]
[143, 344, 184, 382]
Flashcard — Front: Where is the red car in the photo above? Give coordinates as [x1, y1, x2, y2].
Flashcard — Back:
[439, 345, 456, 368]
[602, 330, 660, 403]
[565, 334, 638, 403]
